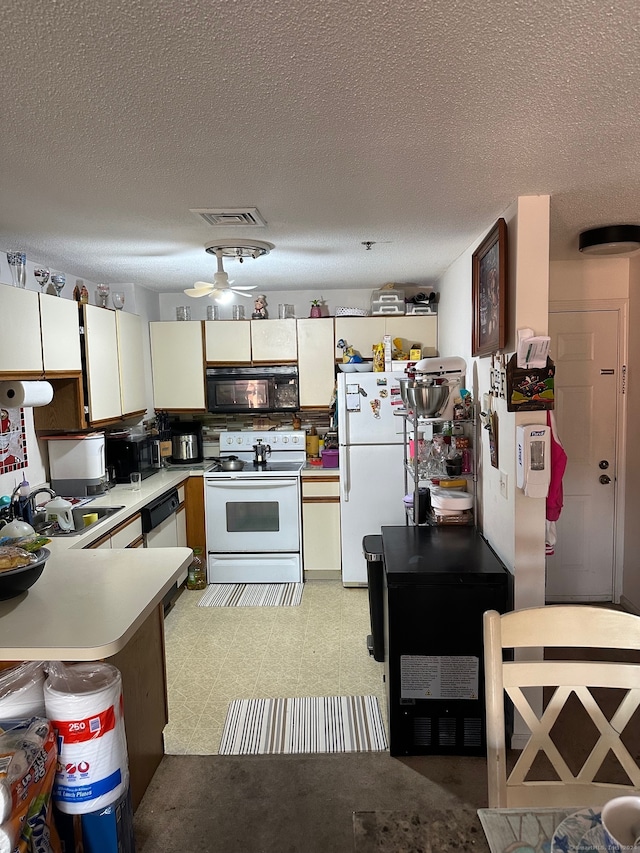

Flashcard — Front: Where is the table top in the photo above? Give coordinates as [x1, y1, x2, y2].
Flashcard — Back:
[478, 807, 602, 853]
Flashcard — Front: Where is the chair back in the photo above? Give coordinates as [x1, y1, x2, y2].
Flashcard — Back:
[484, 605, 640, 808]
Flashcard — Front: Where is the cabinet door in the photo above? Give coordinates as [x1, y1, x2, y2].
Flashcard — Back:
[334, 317, 386, 361]
[110, 514, 143, 548]
[116, 311, 147, 416]
[302, 479, 341, 573]
[40, 293, 82, 372]
[176, 505, 187, 548]
[384, 316, 438, 357]
[0, 286, 43, 374]
[251, 319, 297, 362]
[297, 318, 335, 408]
[150, 321, 206, 410]
[84, 304, 122, 423]
[205, 320, 251, 363]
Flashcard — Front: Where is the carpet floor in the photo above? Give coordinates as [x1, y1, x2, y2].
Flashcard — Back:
[133, 752, 488, 853]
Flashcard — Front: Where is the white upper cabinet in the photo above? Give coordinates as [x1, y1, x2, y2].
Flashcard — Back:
[383, 316, 437, 357]
[150, 321, 206, 410]
[205, 320, 252, 364]
[116, 310, 147, 416]
[334, 315, 437, 361]
[251, 319, 297, 362]
[83, 304, 122, 423]
[334, 317, 386, 360]
[297, 318, 335, 408]
[0, 286, 43, 374]
[40, 293, 82, 372]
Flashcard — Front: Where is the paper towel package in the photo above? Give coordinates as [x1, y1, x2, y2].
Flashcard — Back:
[54, 787, 134, 853]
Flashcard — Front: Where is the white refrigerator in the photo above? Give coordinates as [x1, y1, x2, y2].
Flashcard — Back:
[337, 371, 407, 585]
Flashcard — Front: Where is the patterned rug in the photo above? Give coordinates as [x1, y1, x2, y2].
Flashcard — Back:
[219, 696, 388, 755]
[198, 583, 304, 607]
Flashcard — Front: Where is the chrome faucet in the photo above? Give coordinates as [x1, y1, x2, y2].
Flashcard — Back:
[28, 487, 56, 515]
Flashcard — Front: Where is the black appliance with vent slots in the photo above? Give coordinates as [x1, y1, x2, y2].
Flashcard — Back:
[381, 525, 512, 757]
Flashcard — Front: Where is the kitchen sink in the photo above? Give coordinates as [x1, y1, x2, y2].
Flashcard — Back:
[33, 505, 125, 537]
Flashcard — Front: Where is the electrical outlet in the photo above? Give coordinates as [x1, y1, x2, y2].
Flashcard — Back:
[499, 471, 508, 498]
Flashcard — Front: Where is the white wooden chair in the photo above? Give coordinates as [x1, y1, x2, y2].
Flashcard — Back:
[483, 605, 640, 808]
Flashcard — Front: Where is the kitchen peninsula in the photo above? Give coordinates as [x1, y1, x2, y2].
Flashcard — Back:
[0, 476, 195, 809]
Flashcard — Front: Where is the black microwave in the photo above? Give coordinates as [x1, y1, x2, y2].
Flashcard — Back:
[106, 434, 157, 484]
[206, 365, 299, 414]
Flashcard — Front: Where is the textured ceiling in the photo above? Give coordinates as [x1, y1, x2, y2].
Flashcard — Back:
[2, 0, 640, 294]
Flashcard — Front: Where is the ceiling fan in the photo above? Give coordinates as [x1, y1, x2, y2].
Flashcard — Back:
[184, 240, 273, 301]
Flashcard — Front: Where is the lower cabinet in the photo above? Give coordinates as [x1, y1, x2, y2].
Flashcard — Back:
[86, 514, 143, 549]
[302, 475, 341, 579]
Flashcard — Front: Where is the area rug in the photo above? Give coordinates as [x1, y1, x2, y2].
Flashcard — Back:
[198, 582, 304, 607]
[218, 695, 388, 755]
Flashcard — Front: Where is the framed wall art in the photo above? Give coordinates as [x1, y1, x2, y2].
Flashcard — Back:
[472, 217, 507, 357]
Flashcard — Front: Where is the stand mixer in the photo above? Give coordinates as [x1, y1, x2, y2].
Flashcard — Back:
[407, 356, 467, 421]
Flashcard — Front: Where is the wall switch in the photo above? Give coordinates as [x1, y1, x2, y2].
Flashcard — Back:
[499, 471, 508, 498]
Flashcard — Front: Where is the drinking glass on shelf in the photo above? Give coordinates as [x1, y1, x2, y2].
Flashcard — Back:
[7, 252, 26, 288]
[96, 283, 110, 308]
[34, 268, 50, 291]
[50, 273, 66, 297]
[112, 291, 125, 310]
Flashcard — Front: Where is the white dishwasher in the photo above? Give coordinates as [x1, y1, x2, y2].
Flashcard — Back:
[141, 487, 187, 611]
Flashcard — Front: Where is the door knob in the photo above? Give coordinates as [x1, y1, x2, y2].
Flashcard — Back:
[599, 474, 611, 485]
[599, 460, 609, 470]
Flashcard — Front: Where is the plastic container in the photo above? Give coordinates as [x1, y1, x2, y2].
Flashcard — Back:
[321, 449, 339, 468]
[186, 547, 206, 590]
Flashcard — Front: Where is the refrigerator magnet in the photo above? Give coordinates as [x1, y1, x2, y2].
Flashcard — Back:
[370, 399, 381, 418]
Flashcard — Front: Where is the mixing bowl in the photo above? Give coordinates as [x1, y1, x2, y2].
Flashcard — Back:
[399, 377, 450, 416]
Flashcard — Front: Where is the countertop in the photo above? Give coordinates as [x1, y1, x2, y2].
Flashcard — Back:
[381, 525, 511, 583]
[45, 468, 195, 554]
[0, 546, 192, 660]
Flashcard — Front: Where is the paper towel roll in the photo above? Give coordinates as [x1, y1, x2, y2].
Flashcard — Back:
[0, 381, 53, 409]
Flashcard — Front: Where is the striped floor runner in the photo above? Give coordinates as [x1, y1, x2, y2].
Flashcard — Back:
[198, 582, 304, 607]
[219, 695, 388, 755]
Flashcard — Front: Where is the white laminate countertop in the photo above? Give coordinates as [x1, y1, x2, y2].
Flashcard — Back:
[0, 547, 192, 661]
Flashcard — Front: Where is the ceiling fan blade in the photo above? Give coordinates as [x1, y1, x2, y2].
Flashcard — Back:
[230, 285, 257, 291]
[232, 290, 254, 298]
[184, 285, 213, 297]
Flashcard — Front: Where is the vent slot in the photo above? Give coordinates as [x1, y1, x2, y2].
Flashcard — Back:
[438, 718, 457, 746]
[463, 717, 483, 747]
[191, 208, 267, 227]
[413, 717, 432, 746]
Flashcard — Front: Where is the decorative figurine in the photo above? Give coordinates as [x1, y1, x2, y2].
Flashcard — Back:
[252, 293, 268, 319]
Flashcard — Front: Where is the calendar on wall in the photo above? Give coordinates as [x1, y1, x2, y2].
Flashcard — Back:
[0, 407, 28, 475]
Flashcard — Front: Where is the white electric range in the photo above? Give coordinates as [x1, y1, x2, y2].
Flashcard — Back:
[204, 430, 305, 583]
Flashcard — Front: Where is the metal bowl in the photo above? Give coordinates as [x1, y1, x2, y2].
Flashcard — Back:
[402, 380, 450, 416]
[0, 548, 49, 600]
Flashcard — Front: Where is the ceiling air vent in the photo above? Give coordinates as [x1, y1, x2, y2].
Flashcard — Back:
[190, 208, 267, 227]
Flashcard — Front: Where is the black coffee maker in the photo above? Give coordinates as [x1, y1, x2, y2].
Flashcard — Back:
[170, 421, 203, 464]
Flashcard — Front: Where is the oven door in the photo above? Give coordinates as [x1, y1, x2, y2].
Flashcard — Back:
[205, 476, 301, 553]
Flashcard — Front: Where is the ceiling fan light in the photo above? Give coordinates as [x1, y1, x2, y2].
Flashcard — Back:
[214, 289, 233, 304]
[579, 225, 640, 255]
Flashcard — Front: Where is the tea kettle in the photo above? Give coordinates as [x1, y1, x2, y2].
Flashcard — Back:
[253, 439, 271, 466]
[44, 497, 73, 532]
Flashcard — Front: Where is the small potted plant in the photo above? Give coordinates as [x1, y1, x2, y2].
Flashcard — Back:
[310, 299, 322, 318]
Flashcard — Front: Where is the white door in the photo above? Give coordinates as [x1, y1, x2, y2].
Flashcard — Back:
[546, 309, 620, 601]
[340, 442, 406, 585]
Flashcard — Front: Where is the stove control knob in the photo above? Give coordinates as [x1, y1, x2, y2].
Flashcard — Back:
[225, 436, 234, 445]
[282, 436, 289, 443]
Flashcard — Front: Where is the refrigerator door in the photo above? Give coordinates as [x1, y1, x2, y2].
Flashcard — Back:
[340, 442, 406, 585]
[338, 372, 405, 446]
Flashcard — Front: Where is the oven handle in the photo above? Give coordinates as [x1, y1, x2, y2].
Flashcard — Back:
[205, 477, 299, 489]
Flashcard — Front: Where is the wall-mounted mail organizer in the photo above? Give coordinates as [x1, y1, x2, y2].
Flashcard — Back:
[505, 354, 555, 412]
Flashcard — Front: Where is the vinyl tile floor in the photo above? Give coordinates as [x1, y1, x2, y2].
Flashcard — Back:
[162, 580, 388, 755]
